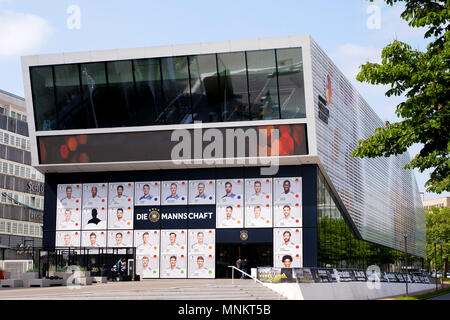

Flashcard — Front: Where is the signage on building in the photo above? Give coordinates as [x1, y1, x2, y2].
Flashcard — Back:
[134, 205, 216, 230]
[29, 211, 43, 222]
[27, 181, 44, 193]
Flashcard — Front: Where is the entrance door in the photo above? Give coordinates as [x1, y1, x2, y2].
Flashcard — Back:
[216, 243, 272, 278]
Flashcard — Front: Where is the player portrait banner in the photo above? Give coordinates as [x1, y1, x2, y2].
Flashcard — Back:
[188, 229, 215, 279]
[81, 230, 106, 251]
[135, 230, 160, 279]
[56, 184, 82, 210]
[273, 228, 303, 268]
[83, 183, 108, 209]
[160, 229, 187, 278]
[38, 124, 308, 164]
[56, 231, 80, 248]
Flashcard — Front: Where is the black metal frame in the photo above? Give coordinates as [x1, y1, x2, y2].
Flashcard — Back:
[36, 247, 137, 280]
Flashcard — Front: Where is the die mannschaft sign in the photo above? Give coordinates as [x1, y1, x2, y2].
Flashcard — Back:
[134, 205, 216, 230]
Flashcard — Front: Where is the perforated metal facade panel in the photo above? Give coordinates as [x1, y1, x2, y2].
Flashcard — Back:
[310, 38, 426, 257]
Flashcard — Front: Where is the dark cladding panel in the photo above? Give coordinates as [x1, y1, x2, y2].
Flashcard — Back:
[216, 228, 272, 244]
[303, 227, 317, 267]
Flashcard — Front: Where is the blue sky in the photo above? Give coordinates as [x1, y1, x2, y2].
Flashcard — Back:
[0, 0, 447, 199]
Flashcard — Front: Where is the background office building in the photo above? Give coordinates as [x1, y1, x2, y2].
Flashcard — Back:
[0, 89, 44, 260]
[21, 35, 425, 278]
[423, 197, 450, 210]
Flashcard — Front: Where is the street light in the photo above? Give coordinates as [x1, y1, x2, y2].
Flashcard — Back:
[440, 241, 444, 290]
[434, 239, 438, 291]
[404, 232, 408, 296]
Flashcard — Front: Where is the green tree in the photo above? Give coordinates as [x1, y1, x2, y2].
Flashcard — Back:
[425, 206, 450, 277]
[352, 0, 450, 193]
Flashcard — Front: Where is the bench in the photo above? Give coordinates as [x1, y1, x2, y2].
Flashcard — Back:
[25, 278, 64, 287]
[73, 277, 92, 286]
[1, 279, 23, 288]
[92, 276, 107, 284]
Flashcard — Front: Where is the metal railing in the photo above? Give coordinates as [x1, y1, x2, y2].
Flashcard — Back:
[228, 266, 264, 285]
[228, 266, 284, 300]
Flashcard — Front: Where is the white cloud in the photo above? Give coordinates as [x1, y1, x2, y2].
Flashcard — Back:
[0, 10, 53, 56]
[331, 43, 384, 90]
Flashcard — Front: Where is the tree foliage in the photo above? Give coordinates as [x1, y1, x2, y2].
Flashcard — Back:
[425, 206, 449, 275]
[352, 0, 450, 193]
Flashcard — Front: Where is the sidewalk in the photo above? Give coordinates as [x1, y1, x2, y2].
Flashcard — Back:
[378, 283, 449, 300]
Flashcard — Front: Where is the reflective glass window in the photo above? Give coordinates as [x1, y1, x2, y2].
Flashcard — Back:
[276, 48, 306, 118]
[30, 66, 56, 131]
[160, 56, 193, 124]
[80, 63, 109, 128]
[217, 52, 250, 122]
[106, 60, 137, 127]
[133, 58, 164, 125]
[189, 54, 221, 123]
[246, 50, 279, 120]
[54, 64, 84, 130]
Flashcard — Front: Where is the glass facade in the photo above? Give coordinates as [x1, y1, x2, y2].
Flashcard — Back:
[317, 172, 422, 271]
[30, 48, 307, 131]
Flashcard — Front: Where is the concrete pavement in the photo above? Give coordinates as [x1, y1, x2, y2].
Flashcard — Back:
[0, 279, 286, 300]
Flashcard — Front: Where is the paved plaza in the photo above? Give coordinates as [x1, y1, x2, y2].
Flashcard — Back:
[0, 279, 285, 300]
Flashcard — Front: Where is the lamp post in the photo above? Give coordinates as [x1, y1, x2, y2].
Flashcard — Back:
[440, 241, 444, 290]
[404, 233, 408, 296]
[434, 239, 438, 291]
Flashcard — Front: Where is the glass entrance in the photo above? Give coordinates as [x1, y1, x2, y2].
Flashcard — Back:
[215, 243, 272, 278]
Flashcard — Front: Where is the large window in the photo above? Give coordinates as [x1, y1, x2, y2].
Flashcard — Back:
[246, 50, 279, 120]
[217, 52, 250, 122]
[107, 61, 137, 127]
[54, 64, 83, 130]
[30, 48, 307, 131]
[316, 171, 416, 271]
[30, 66, 56, 131]
[161, 56, 193, 124]
[80, 62, 109, 128]
[133, 58, 164, 125]
[276, 48, 306, 118]
[189, 54, 221, 123]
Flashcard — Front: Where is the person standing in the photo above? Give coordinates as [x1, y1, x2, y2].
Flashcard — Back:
[235, 257, 242, 279]
[114, 259, 122, 281]
[120, 258, 127, 280]
[241, 259, 248, 279]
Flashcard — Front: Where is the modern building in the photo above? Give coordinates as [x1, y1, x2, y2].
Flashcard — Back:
[0, 89, 45, 260]
[21, 35, 425, 278]
[423, 197, 450, 210]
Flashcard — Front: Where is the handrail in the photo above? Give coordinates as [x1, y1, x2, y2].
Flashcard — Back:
[228, 265, 264, 285]
[228, 266, 284, 300]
